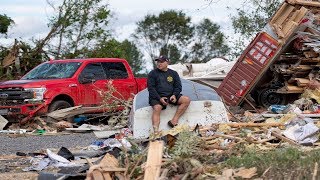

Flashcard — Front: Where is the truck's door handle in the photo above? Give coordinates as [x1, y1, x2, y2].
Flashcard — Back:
[69, 84, 77, 87]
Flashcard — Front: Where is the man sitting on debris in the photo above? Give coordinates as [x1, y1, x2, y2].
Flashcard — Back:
[147, 55, 191, 133]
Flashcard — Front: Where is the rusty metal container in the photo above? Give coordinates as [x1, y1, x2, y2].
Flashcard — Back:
[217, 32, 280, 106]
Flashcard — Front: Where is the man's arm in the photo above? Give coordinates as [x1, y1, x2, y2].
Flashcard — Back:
[147, 72, 161, 100]
[172, 71, 182, 97]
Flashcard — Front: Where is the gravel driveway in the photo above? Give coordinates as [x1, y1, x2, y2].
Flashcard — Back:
[0, 133, 96, 155]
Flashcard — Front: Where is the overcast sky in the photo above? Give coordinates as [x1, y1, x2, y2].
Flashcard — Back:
[1, 0, 246, 45]
[1, 0, 250, 70]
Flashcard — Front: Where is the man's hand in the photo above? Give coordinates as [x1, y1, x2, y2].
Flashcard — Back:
[170, 95, 177, 103]
[160, 97, 168, 105]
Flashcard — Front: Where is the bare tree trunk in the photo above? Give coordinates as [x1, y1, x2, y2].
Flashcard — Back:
[73, 8, 89, 54]
[56, 30, 64, 59]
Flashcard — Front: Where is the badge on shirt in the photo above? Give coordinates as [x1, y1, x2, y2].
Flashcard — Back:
[167, 76, 173, 82]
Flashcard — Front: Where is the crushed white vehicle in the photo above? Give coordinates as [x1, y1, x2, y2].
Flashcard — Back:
[129, 79, 229, 139]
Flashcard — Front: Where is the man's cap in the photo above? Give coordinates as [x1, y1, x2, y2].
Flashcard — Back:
[155, 55, 169, 62]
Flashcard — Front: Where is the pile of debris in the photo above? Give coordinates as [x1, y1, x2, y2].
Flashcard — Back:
[2, 98, 320, 179]
[168, 58, 235, 88]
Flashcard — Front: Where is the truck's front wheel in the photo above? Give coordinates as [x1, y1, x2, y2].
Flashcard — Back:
[48, 100, 73, 122]
[49, 100, 72, 112]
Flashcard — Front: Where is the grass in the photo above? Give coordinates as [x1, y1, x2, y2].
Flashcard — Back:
[221, 147, 320, 179]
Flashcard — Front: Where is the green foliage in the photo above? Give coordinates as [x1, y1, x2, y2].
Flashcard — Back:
[231, 0, 281, 58]
[232, 0, 280, 38]
[120, 40, 145, 75]
[87, 39, 145, 75]
[160, 44, 183, 64]
[171, 131, 201, 159]
[46, 0, 111, 58]
[134, 10, 193, 66]
[134, 10, 230, 64]
[88, 39, 123, 58]
[191, 18, 230, 62]
[0, 46, 9, 60]
[0, 14, 14, 35]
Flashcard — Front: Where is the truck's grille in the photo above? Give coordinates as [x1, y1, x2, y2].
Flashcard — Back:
[0, 88, 33, 100]
[0, 100, 25, 106]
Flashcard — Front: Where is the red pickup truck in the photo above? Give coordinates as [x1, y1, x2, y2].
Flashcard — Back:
[0, 58, 147, 122]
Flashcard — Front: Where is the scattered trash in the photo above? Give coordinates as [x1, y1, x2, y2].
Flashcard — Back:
[269, 105, 287, 114]
[0, 115, 8, 130]
[0, 129, 27, 134]
[47, 149, 70, 163]
[57, 147, 75, 161]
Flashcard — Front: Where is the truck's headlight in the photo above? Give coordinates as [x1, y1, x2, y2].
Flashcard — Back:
[24, 87, 46, 101]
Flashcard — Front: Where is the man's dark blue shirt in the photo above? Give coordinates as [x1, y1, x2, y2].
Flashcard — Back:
[147, 68, 181, 101]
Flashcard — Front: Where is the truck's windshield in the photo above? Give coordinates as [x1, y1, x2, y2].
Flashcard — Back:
[22, 62, 82, 80]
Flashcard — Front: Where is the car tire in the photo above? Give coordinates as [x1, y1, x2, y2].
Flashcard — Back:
[258, 88, 285, 108]
[49, 100, 72, 112]
[48, 100, 73, 122]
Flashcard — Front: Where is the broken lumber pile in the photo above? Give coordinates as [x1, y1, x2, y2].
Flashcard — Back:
[86, 153, 125, 180]
[265, 1, 320, 94]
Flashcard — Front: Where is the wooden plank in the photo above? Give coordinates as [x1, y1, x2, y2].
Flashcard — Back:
[47, 105, 104, 120]
[283, 9, 299, 33]
[101, 168, 126, 172]
[271, 130, 300, 146]
[283, 21, 299, 36]
[86, 153, 120, 180]
[272, 24, 286, 39]
[294, 78, 310, 87]
[92, 170, 104, 180]
[100, 154, 119, 180]
[271, 2, 297, 37]
[206, 122, 285, 128]
[296, 65, 313, 71]
[202, 134, 243, 141]
[262, 113, 320, 118]
[271, 2, 290, 24]
[293, 7, 308, 22]
[281, 6, 308, 38]
[301, 57, 320, 62]
[274, 5, 295, 25]
[144, 141, 164, 180]
[292, 0, 320, 7]
[277, 89, 304, 94]
[286, 85, 304, 91]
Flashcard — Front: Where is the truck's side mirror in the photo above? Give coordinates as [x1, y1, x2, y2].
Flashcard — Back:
[79, 73, 95, 84]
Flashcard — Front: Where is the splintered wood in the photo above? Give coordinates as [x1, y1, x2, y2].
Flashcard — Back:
[270, 2, 308, 39]
[144, 141, 164, 180]
[197, 122, 300, 151]
[86, 153, 123, 180]
[270, 2, 320, 94]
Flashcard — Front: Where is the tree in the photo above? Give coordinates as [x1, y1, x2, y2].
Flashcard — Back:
[190, 18, 230, 62]
[160, 44, 183, 64]
[120, 40, 144, 75]
[45, 0, 111, 59]
[230, 0, 281, 57]
[0, 14, 14, 35]
[87, 39, 145, 75]
[133, 10, 193, 67]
